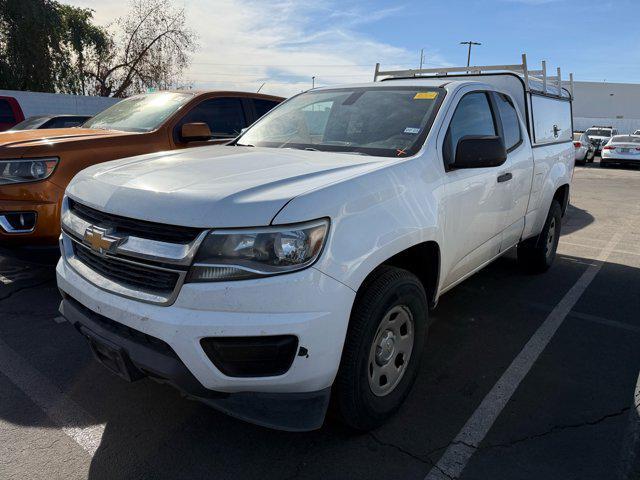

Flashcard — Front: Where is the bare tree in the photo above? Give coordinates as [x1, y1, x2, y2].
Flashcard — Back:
[85, 0, 197, 97]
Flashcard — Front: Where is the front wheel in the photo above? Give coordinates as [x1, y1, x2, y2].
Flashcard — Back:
[334, 266, 428, 430]
[517, 200, 562, 273]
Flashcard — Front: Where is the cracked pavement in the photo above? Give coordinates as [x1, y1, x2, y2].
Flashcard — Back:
[1, 161, 640, 480]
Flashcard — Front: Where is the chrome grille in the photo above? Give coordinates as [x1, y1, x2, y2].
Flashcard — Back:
[69, 199, 201, 244]
[62, 198, 207, 305]
[73, 242, 180, 294]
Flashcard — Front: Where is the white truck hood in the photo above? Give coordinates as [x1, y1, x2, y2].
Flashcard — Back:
[66, 145, 381, 228]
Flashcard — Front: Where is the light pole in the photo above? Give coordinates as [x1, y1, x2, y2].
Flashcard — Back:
[419, 48, 425, 69]
[460, 41, 481, 68]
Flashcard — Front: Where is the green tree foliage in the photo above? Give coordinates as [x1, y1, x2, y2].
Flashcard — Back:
[0, 0, 107, 93]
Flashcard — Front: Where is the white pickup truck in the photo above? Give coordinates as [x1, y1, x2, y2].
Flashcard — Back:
[56, 56, 575, 431]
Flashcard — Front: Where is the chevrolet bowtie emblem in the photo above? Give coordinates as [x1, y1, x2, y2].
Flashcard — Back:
[83, 226, 123, 254]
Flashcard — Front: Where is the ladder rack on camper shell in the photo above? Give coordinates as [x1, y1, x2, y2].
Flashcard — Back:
[373, 53, 574, 100]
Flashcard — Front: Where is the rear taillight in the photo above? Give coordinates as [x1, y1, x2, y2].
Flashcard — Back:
[603, 146, 615, 150]
[573, 141, 582, 148]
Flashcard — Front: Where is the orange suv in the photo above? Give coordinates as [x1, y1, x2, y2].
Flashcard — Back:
[0, 90, 283, 248]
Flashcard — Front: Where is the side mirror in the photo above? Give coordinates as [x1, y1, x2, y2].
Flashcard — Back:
[181, 122, 212, 142]
[453, 135, 507, 169]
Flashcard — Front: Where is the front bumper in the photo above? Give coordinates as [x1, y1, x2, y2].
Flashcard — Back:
[59, 295, 331, 431]
[0, 183, 63, 246]
[56, 256, 356, 430]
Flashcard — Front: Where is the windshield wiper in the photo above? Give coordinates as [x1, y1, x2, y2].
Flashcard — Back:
[236, 143, 255, 147]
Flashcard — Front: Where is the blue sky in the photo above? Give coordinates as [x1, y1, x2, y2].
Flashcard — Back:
[68, 0, 640, 96]
[361, 0, 639, 82]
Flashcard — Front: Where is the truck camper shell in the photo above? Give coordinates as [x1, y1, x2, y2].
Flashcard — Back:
[374, 54, 574, 148]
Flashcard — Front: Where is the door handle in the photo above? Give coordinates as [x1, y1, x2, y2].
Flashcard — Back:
[497, 172, 513, 183]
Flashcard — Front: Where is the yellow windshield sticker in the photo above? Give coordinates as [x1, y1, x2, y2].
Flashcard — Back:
[414, 92, 438, 100]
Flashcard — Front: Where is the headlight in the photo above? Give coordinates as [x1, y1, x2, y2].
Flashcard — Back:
[0, 157, 58, 185]
[187, 219, 329, 282]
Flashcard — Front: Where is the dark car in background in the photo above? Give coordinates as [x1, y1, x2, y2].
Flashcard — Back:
[0, 96, 25, 131]
[7, 114, 92, 131]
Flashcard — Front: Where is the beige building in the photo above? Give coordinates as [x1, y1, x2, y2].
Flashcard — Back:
[568, 81, 640, 133]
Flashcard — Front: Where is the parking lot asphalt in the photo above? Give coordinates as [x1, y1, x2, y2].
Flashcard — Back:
[1, 159, 639, 480]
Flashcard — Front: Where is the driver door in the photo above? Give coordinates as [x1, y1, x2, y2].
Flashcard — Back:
[441, 90, 511, 289]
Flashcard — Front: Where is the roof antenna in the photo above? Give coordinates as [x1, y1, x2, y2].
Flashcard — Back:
[257, 83, 265, 93]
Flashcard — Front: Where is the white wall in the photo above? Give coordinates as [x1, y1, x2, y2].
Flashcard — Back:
[0, 89, 119, 118]
[567, 81, 640, 133]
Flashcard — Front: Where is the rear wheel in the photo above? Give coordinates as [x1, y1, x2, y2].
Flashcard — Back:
[334, 266, 428, 430]
[517, 200, 562, 273]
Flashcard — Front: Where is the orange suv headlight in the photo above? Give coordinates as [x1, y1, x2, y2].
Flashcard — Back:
[0, 157, 58, 185]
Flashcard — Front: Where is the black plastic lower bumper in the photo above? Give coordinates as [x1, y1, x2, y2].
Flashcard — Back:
[59, 295, 331, 431]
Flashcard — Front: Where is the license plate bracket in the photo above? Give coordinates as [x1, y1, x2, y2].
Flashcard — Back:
[80, 326, 144, 382]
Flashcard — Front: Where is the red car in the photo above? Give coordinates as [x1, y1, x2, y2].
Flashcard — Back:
[0, 96, 25, 131]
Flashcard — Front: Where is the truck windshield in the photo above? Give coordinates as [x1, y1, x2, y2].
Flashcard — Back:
[236, 87, 444, 157]
[83, 92, 193, 133]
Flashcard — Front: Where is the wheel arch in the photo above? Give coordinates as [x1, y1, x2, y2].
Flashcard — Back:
[356, 240, 441, 310]
[553, 183, 570, 216]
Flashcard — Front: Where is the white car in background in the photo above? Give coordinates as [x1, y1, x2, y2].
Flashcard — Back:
[573, 132, 595, 164]
[585, 126, 617, 155]
[600, 135, 640, 167]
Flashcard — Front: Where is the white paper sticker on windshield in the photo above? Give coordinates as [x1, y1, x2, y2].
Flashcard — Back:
[404, 127, 420, 134]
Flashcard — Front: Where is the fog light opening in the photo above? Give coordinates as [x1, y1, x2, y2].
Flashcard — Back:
[0, 211, 37, 233]
[200, 335, 299, 378]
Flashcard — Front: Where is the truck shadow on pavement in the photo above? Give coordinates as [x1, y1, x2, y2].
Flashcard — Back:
[0, 246, 638, 480]
[563, 203, 595, 236]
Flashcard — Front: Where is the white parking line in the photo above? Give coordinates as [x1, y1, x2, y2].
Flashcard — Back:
[424, 232, 622, 480]
[561, 241, 640, 258]
[0, 338, 104, 456]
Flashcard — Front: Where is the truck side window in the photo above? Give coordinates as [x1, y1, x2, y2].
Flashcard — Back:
[494, 93, 522, 151]
[180, 97, 247, 139]
[444, 92, 496, 165]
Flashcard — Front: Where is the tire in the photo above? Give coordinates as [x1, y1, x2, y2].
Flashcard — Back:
[517, 200, 562, 273]
[334, 265, 428, 430]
